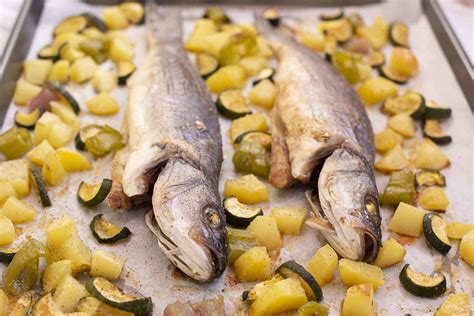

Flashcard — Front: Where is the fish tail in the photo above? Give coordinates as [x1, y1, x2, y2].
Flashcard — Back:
[146, 3, 182, 45]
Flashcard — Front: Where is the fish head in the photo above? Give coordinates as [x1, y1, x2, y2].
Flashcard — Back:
[307, 148, 381, 262]
[147, 158, 226, 282]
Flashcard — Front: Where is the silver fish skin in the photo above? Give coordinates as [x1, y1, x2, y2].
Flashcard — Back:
[256, 16, 381, 262]
[120, 5, 226, 282]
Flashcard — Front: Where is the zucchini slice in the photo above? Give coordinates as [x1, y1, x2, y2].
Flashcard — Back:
[424, 100, 452, 120]
[379, 170, 415, 205]
[389, 22, 409, 47]
[322, 18, 352, 43]
[399, 264, 446, 298]
[226, 228, 258, 264]
[224, 197, 263, 228]
[53, 15, 88, 36]
[234, 130, 272, 149]
[37, 44, 62, 61]
[14, 109, 41, 130]
[32, 168, 52, 207]
[44, 81, 80, 114]
[196, 53, 219, 79]
[32, 293, 63, 315]
[90, 214, 131, 244]
[423, 120, 452, 145]
[263, 8, 280, 27]
[216, 90, 252, 119]
[415, 169, 446, 187]
[383, 90, 425, 119]
[202, 7, 230, 25]
[77, 179, 112, 207]
[364, 51, 385, 67]
[320, 8, 344, 21]
[82, 12, 108, 33]
[347, 13, 364, 30]
[117, 61, 136, 86]
[277, 260, 323, 302]
[75, 124, 103, 151]
[86, 277, 153, 316]
[0, 246, 20, 264]
[252, 67, 275, 86]
[423, 213, 451, 255]
[379, 65, 409, 84]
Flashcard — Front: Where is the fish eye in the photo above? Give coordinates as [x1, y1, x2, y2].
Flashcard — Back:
[204, 208, 224, 229]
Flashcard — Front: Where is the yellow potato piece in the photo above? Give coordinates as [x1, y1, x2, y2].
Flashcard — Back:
[224, 174, 269, 204]
[23, 59, 52, 85]
[374, 144, 408, 173]
[388, 202, 426, 237]
[238, 55, 268, 77]
[415, 139, 450, 170]
[42, 151, 66, 186]
[53, 275, 89, 313]
[0, 196, 36, 223]
[0, 159, 31, 197]
[418, 187, 449, 211]
[373, 238, 406, 268]
[56, 148, 92, 172]
[339, 259, 384, 291]
[90, 250, 124, 280]
[233, 246, 271, 282]
[33, 112, 61, 145]
[102, 6, 128, 30]
[27, 140, 55, 166]
[389, 47, 419, 77]
[48, 60, 70, 83]
[86, 92, 120, 116]
[70, 56, 98, 83]
[0, 216, 15, 245]
[42, 260, 72, 292]
[306, 244, 338, 286]
[459, 231, 474, 267]
[206, 65, 246, 93]
[374, 129, 403, 152]
[435, 292, 471, 316]
[269, 207, 307, 235]
[388, 113, 416, 138]
[185, 19, 218, 53]
[357, 77, 398, 106]
[50, 101, 80, 132]
[247, 216, 282, 251]
[249, 278, 308, 315]
[446, 222, 474, 239]
[109, 38, 134, 62]
[12, 79, 42, 106]
[230, 113, 268, 142]
[248, 79, 277, 109]
[0, 180, 16, 206]
[92, 70, 117, 93]
[341, 283, 377, 316]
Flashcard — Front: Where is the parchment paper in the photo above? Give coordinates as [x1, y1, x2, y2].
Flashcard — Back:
[1, 1, 472, 315]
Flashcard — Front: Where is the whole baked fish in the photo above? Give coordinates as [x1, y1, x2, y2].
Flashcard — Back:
[256, 16, 381, 262]
[108, 5, 226, 282]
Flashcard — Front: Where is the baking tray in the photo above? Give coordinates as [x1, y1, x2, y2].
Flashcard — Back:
[0, 1, 472, 315]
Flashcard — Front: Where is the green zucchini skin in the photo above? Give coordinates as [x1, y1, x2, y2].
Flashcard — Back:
[422, 121, 452, 145]
[82, 12, 107, 32]
[277, 260, 323, 302]
[415, 169, 446, 187]
[86, 277, 153, 316]
[423, 213, 451, 255]
[45, 81, 81, 114]
[399, 264, 446, 298]
[74, 124, 103, 151]
[0, 250, 16, 264]
[118, 70, 135, 86]
[319, 8, 344, 21]
[90, 214, 131, 244]
[223, 197, 263, 228]
[37, 45, 61, 62]
[215, 91, 252, 120]
[424, 103, 452, 120]
[32, 168, 52, 207]
[14, 109, 42, 130]
[378, 66, 409, 85]
[77, 179, 112, 207]
[382, 92, 425, 119]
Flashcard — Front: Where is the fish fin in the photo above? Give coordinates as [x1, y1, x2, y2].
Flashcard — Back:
[146, 3, 182, 46]
[108, 145, 133, 210]
[305, 215, 335, 233]
[269, 110, 296, 188]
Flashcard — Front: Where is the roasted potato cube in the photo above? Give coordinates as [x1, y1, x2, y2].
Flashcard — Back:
[446, 222, 474, 239]
[50, 101, 80, 132]
[27, 140, 55, 166]
[341, 283, 377, 316]
[388, 202, 425, 237]
[269, 207, 307, 235]
[92, 70, 117, 93]
[90, 250, 124, 280]
[0, 216, 15, 245]
[460, 231, 474, 267]
[239, 55, 268, 77]
[42, 151, 66, 186]
[86, 92, 120, 115]
[48, 60, 70, 83]
[48, 121, 75, 148]
[339, 259, 384, 291]
[102, 6, 128, 30]
[374, 144, 408, 173]
[70, 56, 98, 83]
[415, 139, 450, 170]
[42, 260, 72, 292]
[119, 2, 144, 24]
[306, 244, 338, 286]
[109, 38, 134, 62]
[56, 148, 91, 172]
[0, 181, 16, 207]
[46, 216, 91, 273]
[233, 246, 272, 282]
[224, 174, 269, 204]
[435, 292, 471, 316]
[373, 238, 406, 268]
[357, 77, 398, 106]
[0, 159, 31, 197]
[23, 59, 52, 85]
[206, 65, 246, 93]
[33, 112, 62, 145]
[185, 19, 218, 53]
[374, 129, 403, 152]
[388, 113, 416, 138]
[249, 278, 308, 315]
[418, 187, 449, 211]
[230, 113, 268, 142]
[389, 47, 419, 77]
[0, 196, 36, 223]
[53, 275, 89, 313]
[12, 79, 42, 106]
[247, 216, 282, 251]
[248, 79, 277, 109]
